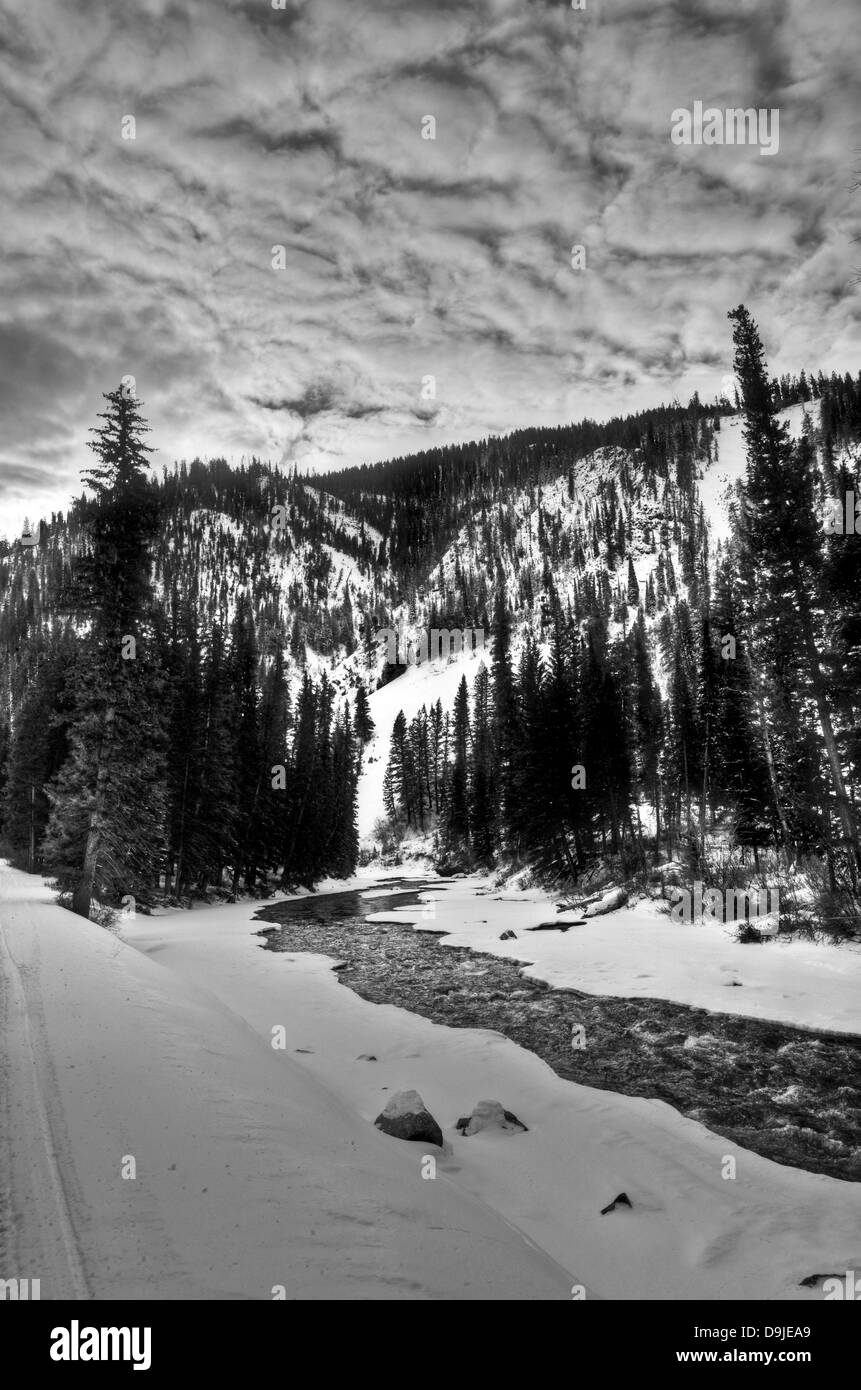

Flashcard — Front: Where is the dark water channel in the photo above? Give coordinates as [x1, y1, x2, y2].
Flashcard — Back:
[254, 880, 861, 1182]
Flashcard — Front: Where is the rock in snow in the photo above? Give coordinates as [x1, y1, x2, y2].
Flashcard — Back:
[374, 1089, 443, 1147]
[455, 1100, 528, 1136]
[600, 1192, 632, 1215]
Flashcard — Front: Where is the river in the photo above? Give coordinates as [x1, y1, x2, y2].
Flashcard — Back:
[254, 878, 860, 1182]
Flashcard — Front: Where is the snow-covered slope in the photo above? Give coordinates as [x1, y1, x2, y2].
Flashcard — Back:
[358, 650, 488, 840]
[697, 402, 814, 546]
[0, 860, 571, 1299]
[352, 404, 819, 837]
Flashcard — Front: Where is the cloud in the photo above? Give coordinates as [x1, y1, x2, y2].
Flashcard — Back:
[0, 0, 858, 536]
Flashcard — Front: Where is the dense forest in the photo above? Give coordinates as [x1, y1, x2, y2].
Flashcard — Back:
[1, 307, 859, 925]
[0, 391, 360, 910]
[379, 310, 861, 932]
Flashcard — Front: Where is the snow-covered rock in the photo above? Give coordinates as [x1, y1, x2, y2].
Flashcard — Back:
[374, 1089, 443, 1146]
[600, 1192, 632, 1215]
[455, 1100, 528, 1136]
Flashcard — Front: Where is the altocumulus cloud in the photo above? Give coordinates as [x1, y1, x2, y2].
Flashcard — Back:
[0, 0, 859, 533]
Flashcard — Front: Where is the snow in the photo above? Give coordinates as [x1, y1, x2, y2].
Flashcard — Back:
[358, 651, 490, 839]
[378, 1089, 431, 1120]
[698, 403, 815, 546]
[0, 860, 570, 1300]
[376, 880, 861, 1036]
[3, 858, 860, 1300]
[302, 484, 385, 550]
[119, 876, 861, 1300]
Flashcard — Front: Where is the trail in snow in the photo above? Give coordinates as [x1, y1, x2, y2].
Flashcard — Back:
[0, 916, 90, 1298]
[0, 861, 574, 1300]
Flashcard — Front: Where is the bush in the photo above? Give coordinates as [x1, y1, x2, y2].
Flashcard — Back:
[373, 811, 408, 858]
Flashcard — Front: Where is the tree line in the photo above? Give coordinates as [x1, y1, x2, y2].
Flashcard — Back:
[0, 389, 361, 913]
[381, 309, 861, 919]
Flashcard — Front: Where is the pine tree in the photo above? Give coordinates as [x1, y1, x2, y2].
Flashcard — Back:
[469, 664, 495, 865]
[439, 676, 470, 859]
[490, 594, 516, 846]
[626, 557, 639, 606]
[1, 638, 74, 870]
[729, 305, 860, 879]
[383, 710, 412, 826]
[43, 387, 166, 916]
[354, 683, 375, 746]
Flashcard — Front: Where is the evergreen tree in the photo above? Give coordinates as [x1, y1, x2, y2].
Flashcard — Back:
[626, 557, 639, 606]
[469, 664, 495, 865]
[439, 676, 470, 859]
[354, 683, 375, 746]
[729, 305, 860, 878]
[43, 387, 166, 916]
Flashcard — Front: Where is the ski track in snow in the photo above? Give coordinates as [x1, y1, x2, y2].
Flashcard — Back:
[0, 918, 90, 1298]
[0, 861, 575, 1300]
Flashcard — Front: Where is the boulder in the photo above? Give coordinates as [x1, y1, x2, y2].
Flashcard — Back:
[499, 929, 517, 940]
[374, 1090, 443, 1147]
[455, 1100, 528, 1136]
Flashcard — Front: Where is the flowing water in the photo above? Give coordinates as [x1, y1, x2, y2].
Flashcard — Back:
[255, 880, 861, 1182]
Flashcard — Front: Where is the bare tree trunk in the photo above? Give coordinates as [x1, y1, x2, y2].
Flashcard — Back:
[172, 756, 191, 898]
[700, 711, 710, 865]
[745, 647, 792, 861]
[792, 569, 860, 886]
[653, 775, 663, 862]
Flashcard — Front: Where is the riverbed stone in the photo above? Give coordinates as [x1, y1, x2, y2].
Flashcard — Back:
[374, 1089, 443, 1146]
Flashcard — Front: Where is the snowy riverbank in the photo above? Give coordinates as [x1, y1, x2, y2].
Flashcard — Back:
[371, 875, 861, 1036]
[2, 859, 859, 1300]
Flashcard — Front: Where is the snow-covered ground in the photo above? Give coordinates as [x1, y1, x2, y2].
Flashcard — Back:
[372, 880, 861, 1036]
[358, 651, 489, 839]
[698, 402, 814, 546]
[0, 861, 570, 1300]
[3, 858, 858, 1301]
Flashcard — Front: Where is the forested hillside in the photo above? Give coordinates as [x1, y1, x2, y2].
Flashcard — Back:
[1, 307, 859, 926]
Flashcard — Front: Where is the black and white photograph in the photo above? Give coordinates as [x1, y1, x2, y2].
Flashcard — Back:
[0, 0, 859, 1348]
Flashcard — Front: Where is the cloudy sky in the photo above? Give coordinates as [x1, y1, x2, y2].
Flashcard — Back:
[1, 0, 859, 536]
